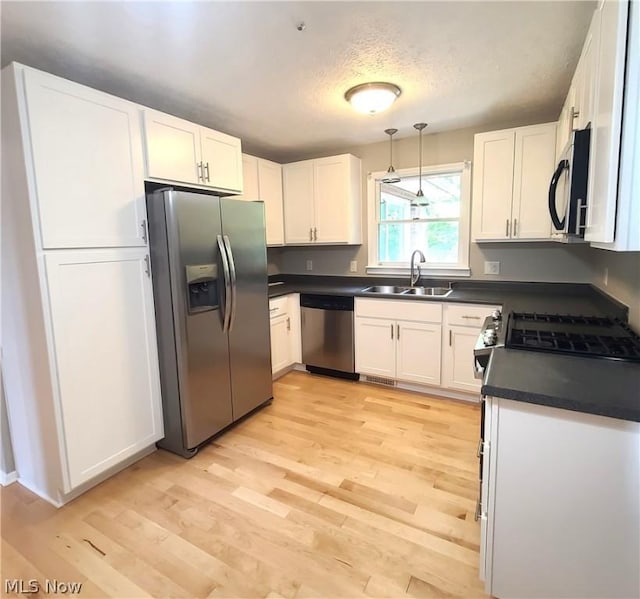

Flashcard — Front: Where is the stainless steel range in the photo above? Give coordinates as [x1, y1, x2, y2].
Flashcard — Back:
[474, 311, 640, 381]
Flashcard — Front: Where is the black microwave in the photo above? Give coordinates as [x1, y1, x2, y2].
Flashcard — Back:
[548, 127, 591, 239]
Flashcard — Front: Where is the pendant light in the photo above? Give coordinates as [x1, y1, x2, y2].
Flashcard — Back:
[382, 128, 400, 184]
[413, 122, 428, 204]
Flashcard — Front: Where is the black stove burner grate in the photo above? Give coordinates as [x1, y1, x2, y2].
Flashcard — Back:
[509, 329, 640, 360]
[513, 313, 615, 326]
[506, 313, 640, 362]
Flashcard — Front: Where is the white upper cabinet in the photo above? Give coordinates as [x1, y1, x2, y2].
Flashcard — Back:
[142, 109, 243, 193]
[23, 69, 147, 249]
[283, 153, 362, 245]
[45, 248, 163, 490]
[512, 124, 558, 239]
[586, 0, 629, 244]
[237, 154, 260, 200]
[237, 154, 285, 246]
[200, 127, 243, 192]
[143, 110, 201, 186]
[472, 123, 556, 241]
[283, 160, 315, 243]
[472, 130, 516, 240]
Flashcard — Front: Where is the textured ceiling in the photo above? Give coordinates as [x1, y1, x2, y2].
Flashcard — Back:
[1, 1, 595, 162]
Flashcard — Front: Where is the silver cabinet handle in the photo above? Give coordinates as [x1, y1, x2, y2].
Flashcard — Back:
[390, 324, 394, 340]
[449, 329, 452, 346]
[506, 219, 510, 237]
[309, 227, 313, 242]
[141, 220, 148, 244]
[197, 162, 203, 182]
[313, 227, 317, 241]
[286, 317, 291, 331]
[223, 235, 237, 332]
[144, 255, 151, 278]
[461, 315, 481, 320]
[217, 235, 232, 333]
[396, 324, 400, 339]
[269, 307, 278, 313]
[513, 218, 518, 237]
[204, 162, 211, 183]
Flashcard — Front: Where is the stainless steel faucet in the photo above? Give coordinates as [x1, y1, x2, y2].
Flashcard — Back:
[410, 250, 426, 286]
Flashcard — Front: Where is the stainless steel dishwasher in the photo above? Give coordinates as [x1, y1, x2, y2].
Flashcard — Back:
[300, 294, 358, 380]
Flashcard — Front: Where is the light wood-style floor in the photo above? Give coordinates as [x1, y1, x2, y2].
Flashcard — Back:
[1, 371, 488, 598]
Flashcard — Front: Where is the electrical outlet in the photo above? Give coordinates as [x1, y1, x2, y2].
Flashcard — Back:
[484, 261, 500, 275]
[306, 260, 313, 271]
[350, 260, 358, 273]
[604, 267, 609, 286]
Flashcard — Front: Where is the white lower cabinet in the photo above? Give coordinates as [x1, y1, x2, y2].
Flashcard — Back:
[45, 249, 163, 489]
[354, 317, 396, 378]
[355, 299, 442, 386]
[396, 322, 441, 386]
[269, 293, 301, 376]
[269, 314, 291, 374]
[442, 304, 500, 394]
[482, 397, 640, 598]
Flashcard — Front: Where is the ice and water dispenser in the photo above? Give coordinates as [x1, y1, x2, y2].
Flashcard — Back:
[185, 264, 219, 314]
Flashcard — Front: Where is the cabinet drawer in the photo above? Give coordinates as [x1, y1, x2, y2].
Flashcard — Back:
[446, 303, 500, 327]
[355, 298, 442, 323]
[269, 296, 289, 319]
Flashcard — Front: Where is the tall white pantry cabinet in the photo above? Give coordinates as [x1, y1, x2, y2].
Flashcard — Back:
[1, 64, 163, 505]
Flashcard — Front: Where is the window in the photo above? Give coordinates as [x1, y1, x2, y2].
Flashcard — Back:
[367, 162, 471, 275]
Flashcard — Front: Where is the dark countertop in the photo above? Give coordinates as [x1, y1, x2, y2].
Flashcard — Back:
[267, 274, 628, 320]
[482, 348, 640, 422]
[268, 274, 639, 422]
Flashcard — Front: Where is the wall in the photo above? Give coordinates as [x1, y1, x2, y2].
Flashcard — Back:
[590, 249, 640, 331]
[268, 123, 596, 283]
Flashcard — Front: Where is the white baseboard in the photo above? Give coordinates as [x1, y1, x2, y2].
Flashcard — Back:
[0, 469, 18, 486]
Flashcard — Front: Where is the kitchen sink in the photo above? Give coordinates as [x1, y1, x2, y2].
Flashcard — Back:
[403, 286, 452, 297]
[361, 285, 452, 297]
[362, 285, 409, 294]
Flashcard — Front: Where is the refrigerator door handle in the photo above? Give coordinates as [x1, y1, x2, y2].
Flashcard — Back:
[217, 235, 232, 333]
[223, 235, 238, 332]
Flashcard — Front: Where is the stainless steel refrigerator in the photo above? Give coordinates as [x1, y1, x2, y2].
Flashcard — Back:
[146, 187, 273, 457]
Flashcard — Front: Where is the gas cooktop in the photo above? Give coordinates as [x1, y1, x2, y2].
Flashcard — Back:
[505, 312, 640, 362]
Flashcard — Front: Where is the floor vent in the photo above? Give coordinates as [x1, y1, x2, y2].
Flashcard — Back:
[364, 375, 396, 387]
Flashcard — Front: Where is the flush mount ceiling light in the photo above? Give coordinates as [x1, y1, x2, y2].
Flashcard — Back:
[344, 82, 401, 115]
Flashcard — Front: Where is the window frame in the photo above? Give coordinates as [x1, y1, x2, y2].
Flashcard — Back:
[366, 161, 472, 277]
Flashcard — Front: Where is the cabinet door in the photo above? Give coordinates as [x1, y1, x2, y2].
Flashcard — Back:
[236, 154, 260, 201]
[472, 130, 516, 240]
[45, 249, 163, 490]
[287, 294, 302, 363]
[556, 85, 577, 161]
[259, 159, 285, 246]
[442, 325, 482, 394]
[511, 124, 557, 239]
[354, 317, 396, 378]
[200, 127, 243, 193]
[143, 109, 201, 185]
[283, 161, 315, 244]
[586, 0, 628, 243]
[23, 69, 146, 249]
[396, 322, 442, 386]
[270, 314, 291, 374]
[575, 10, 600, 130]
[313, 155, 350, 243]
